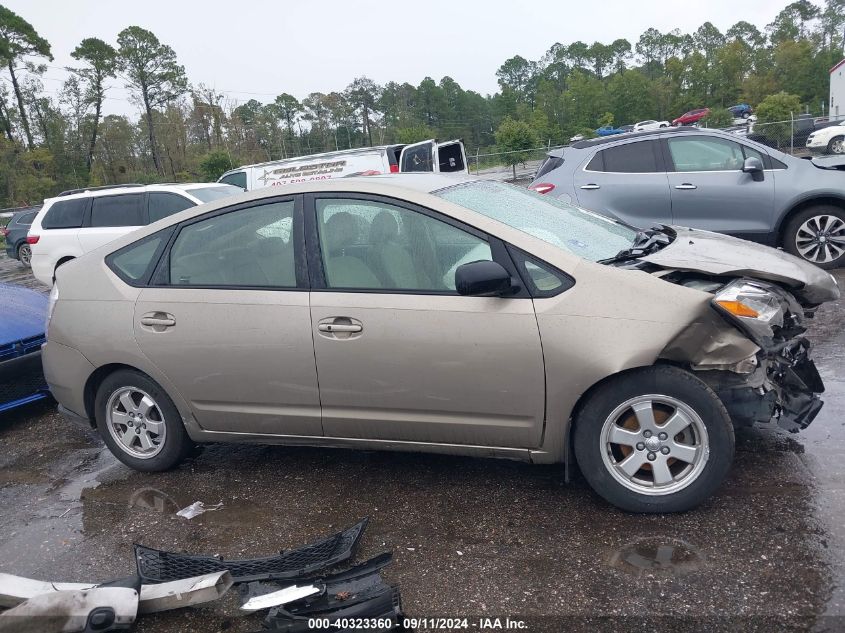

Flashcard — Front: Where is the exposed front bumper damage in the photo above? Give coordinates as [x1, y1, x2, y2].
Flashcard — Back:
[699, 338, 824, 432]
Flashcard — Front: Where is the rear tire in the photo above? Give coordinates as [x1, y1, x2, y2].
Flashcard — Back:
[95, 369, 193, 472]
[828, 136, 844, 155]
[783, 205, 845, 269]
[17, 243, 31, 267]
[573, 365, 734, 513]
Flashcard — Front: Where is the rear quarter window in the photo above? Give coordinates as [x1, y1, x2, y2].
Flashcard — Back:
[42, 198, 87, 229]
[107, 230, 170, 284]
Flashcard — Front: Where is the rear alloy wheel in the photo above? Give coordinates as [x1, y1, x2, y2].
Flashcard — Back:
[17, 243, 31, 267]
[828, 136, 844, 155]
[573, 366, 734, 513]
[784, 206, 845, 269]
[95, 369, 192, 471]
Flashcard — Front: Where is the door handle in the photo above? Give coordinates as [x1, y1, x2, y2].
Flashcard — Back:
[675, 183, 697, 190]
[580, 184, 601, 190]
[141, 317, 175, 327]
[318, 323, 362, 333]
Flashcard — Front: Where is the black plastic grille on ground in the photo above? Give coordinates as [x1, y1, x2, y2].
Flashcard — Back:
[134, 518, 368, 583]
[0, 366, 47, 404]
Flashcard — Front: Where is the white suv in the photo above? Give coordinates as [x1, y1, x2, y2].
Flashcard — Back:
[29, 183, 241, 286]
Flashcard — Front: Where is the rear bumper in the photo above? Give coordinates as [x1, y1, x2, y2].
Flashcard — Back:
[41, 340, 95, 420]
[29, 254, 54, 287]
[0, 351, 49, 413]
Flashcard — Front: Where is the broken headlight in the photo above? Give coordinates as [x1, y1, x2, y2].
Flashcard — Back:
[712, 279, 784, 343]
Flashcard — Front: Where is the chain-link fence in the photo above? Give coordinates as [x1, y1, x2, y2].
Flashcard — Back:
[712, 112, 845, 157]
[466, 113, 845, 184]
[466, 144, 566, 183]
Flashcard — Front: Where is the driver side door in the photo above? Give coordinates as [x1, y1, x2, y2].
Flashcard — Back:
[663, 135, 776, 242]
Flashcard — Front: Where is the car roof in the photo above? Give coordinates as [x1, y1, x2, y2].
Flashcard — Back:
[567, 126, 702, 150]
[48, 182, 228, 202]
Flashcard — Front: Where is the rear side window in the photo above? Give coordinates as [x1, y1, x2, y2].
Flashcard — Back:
[16, 210, 37, 225]
[590, 141, 660, 173]
[107, 230, 169, 284]
[535, 156, 564, 179]
[42, 198, 87, 229]
[219, 171, 247, 189]
[91, 194, 145, 228]
[149, 193, 194, 223]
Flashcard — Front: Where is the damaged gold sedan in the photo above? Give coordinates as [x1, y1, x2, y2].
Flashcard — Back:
[42, 175, 839, 513]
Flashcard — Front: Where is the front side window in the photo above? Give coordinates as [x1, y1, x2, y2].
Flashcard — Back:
[42, 198, 87, 229]
[148, 193, 195, 223]
[315, 198, 491, 292]
[435, 180, 637, 263]
[667, 137, 746, 172]
[168, 200, 296, 287]
[91, 194, 145, 228]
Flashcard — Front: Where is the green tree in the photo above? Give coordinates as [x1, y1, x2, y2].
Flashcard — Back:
[0, 4, 52, 149]
[701, 107, 734, 128]
[199, 150, 234, 181]
[395, 124, 435, 144]
[345, 77, 381, 147]
[495, 116, 537, 180]
[117, 26, 187, 174]
[70, 37, 117, 170]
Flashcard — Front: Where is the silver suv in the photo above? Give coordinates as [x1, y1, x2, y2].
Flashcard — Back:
[530, 127, 845, 268]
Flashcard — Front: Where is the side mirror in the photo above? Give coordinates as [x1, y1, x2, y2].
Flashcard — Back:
[455, 261, 514, 297]
[742, 156, 765, 181]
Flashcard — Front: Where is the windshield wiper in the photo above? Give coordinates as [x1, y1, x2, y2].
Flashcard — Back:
[598, 226, 673, 265]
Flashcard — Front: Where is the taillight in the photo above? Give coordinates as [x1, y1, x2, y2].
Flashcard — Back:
[528, 182, 555, 195]
[26, 235, 39, 244]
[389, 164, 399, 173]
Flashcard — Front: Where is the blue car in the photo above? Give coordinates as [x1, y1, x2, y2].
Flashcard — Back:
[0, 284, 49, 412]
[595, 125, 627, 136]
[729, 103, 753, 118]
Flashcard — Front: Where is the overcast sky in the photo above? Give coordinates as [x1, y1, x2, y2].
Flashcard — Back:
[8, 0, 790, 119]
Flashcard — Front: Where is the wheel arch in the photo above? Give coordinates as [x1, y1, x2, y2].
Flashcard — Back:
[777, 196, 845, 246]
[83, 363, 144, 425]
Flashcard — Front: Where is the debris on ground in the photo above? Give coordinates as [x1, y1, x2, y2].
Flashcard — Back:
[175, 500, 223, 519]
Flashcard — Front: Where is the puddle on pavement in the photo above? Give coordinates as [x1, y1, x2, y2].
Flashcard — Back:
[610, 537, 703, 577]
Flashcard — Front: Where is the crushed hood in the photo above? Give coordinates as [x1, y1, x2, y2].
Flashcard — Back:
[641, 227, 840, 305]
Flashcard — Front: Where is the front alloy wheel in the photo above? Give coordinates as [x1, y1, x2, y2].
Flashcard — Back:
[828, 136, 844, 155]
[574, 365, 734, 513]
[600, 395, 709, 495]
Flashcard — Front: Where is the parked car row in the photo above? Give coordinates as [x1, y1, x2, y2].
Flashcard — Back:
[2, 205, 40, 267]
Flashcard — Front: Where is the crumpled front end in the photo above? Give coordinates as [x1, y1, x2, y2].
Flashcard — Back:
[661, 277, 827, 433]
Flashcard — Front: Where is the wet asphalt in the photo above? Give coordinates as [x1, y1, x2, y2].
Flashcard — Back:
[0, 253, 844, 632]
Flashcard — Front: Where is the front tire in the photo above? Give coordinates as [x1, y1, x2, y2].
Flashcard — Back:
[95, 369, 193, 472]
[828, 136, 844, 155]
[573, 365, 734, 513]
[17, 243, 31, 267]
[783, 205, 845, 269]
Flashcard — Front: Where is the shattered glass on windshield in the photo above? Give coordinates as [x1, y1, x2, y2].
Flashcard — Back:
[435, 180, 637, 262]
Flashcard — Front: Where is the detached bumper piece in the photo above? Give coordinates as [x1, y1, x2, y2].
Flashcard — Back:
[774, 343, 825, 433]
[135, 518, 368, 584]
[0, 576, 140, 633]
[240, 553, 402, 632]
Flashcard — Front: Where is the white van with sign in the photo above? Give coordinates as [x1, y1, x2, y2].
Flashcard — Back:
[218, 139, 468, 191]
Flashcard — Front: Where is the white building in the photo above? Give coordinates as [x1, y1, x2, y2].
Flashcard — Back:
[832, 58, 845, 120]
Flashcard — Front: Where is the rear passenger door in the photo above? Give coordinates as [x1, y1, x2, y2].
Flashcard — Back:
[78, 193, 146, 252]
[133, 195, 323, 437]
[572, 140, 672, 227]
